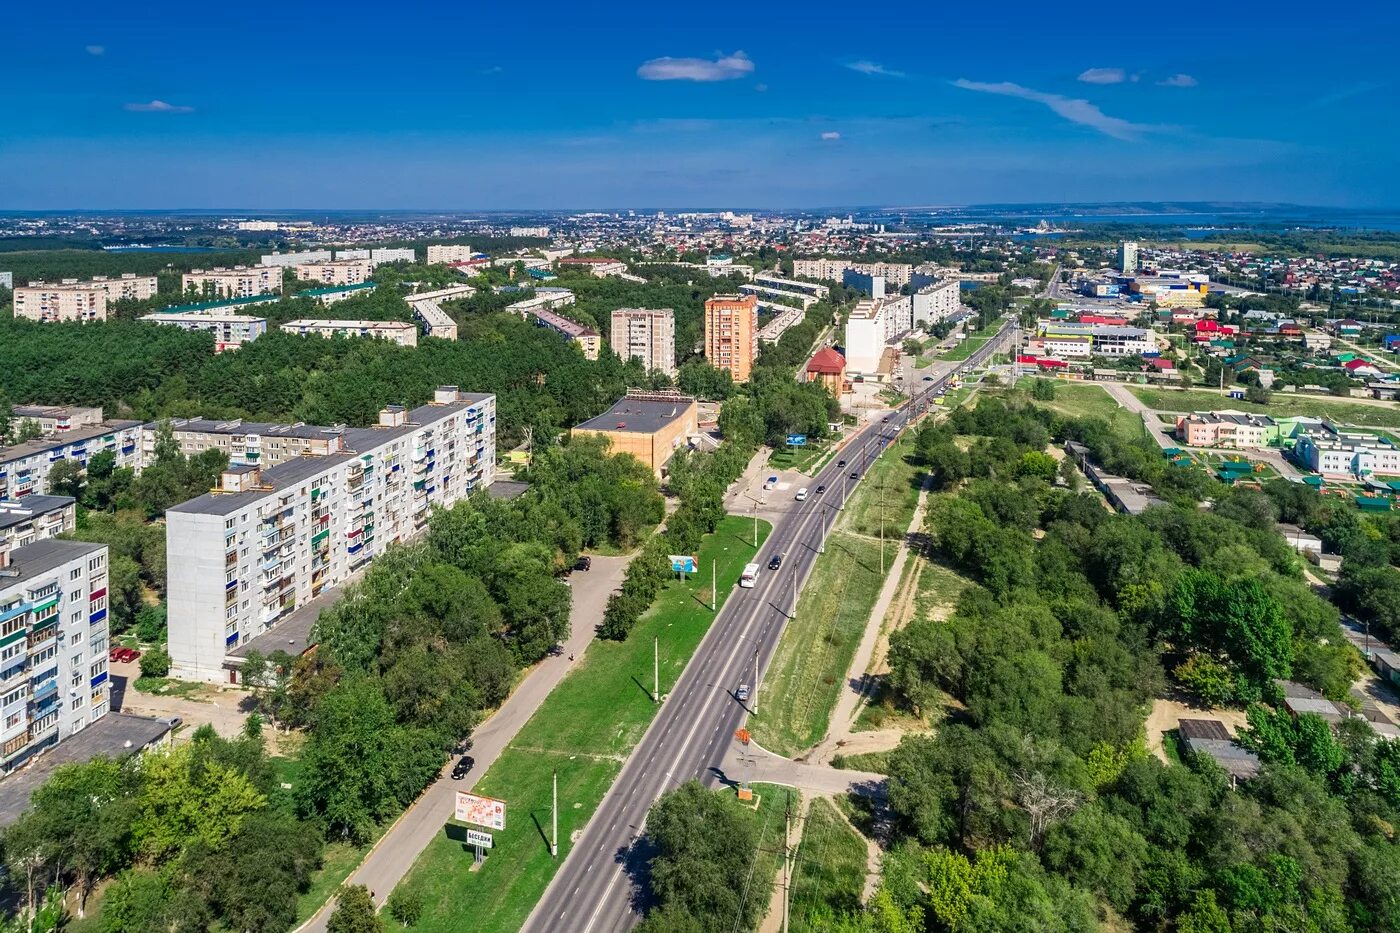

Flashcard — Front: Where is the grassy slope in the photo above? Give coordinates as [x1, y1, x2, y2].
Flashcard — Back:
[394, 515, 771, 933]
[788, 798, 869, 932]
[1128, 386, 1400, 427]
[749, 434, 924, 757]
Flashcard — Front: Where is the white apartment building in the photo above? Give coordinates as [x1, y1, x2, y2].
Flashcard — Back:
[610, 308, 676, 377]
[739, 282, 819, 310]
[793, 259, 914, 287]
[370, 248, 416, 265]
[752, 274, 829, 300]
[12, 284, 108, 323]
[260, 250, 333, 267]
[292, 258, 372, 287]
[0, 272, 13, 289]
[183, 266, 283, 299]
[845, 298, 890, 374]
[88, 273, 159, 302]
[0, 422, 146, 502]
[166, 389, 496, 681]
[154, 418, 348, 470]
[141, 312, 267, 352]
[1295, 424, 1400, 479]
[9, 406, 104, 436]
[1120, 241, 1139, 274]
[0, 496, 76, 569]
[280, 319, 417, 347]
[0, 539, 112, 773]
[912, 279, 961, 328]
[407, 285, 473, 341]
[237, 220, 280, 231]
[510, 227, 551, 238]
[426, 244, 476, 264]
[1038, 322, 1155, 357]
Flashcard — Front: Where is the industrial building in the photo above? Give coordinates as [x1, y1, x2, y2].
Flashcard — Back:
[571, 391, 697, 478]
[165, 388, 496, 681]
[1035, 322, 1155, 358]
[610, 308, 676, 377]
[0, 539, 113, 774]
[703, 294, 759, 382]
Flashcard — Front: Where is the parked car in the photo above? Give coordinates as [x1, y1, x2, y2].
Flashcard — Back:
[109, 647, 122, 662]
[767, 553, 783, 571]
[573, 555, 592, 572]
[736, 684, 751, 702]
[764, 475, 779, 490]
[451, 756, 475, 780]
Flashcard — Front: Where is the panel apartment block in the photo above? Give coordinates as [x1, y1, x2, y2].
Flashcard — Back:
[165, 389, 496, 681]
[0, 422, 146, 501]
[182, 266, 283, 299]
[0, 539, 112, 773]
[610, 308, 676, 377]
[0, 496, 76, 569]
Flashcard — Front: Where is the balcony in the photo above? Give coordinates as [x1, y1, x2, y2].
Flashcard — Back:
[88, 608, 107, 625]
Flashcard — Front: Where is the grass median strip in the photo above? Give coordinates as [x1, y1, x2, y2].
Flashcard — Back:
[750, 436, 925, 757]
[393, 515, 771, 933]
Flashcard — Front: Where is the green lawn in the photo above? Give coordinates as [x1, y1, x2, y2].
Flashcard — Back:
[1022, 383, 1149, 441]
[748, 436, 926, 757]
[789, 798, 870, 931]
[829, 749, 894, 775]
[1128, 386, 1400, 428]
[770, 440, 834, 475]
[393, 515, 771, 933]
[939, 321, 1002, 362]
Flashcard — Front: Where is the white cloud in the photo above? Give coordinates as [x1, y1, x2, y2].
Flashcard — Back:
[1159, 73, 1198, 87]
[953, 79, 1148, 141]
[124, 100, 194, 113]
[846, 60, 904, 78]
[85, 45, 104, 56]
[1077, 67, 1125, 85]
[820, 131, 842, 141]
[637, 51, 753, 82]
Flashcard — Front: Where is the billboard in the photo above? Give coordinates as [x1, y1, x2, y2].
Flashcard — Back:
[786, 434, 808, 447]
[455, 791, 507, 830]
[670, 555, 698, 574]
[465, 829, 495, 849]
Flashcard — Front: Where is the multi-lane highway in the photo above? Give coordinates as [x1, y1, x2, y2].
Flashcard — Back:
[523, 322, 1012, 933]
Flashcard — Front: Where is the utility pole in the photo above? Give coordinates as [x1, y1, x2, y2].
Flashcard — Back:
[551, 769, 558, 858]
[712, 558, 717, 611]
[653, 636, 660, 703]
[819, 507, 827, 554]
[753, 499, 758, 548]
[790, 569, 797, 619]
[879, 477, 886, 576]
[782, 799, 792, 933]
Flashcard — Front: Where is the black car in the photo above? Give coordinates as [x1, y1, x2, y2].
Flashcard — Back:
[451, 756, 475, 780]
[882, 416, 890, 423]
[573, 555, 592, 572]
[850, 471, 859, 480]
[767, 554, 783, 571]
[815, 484, 826, 494]
[837, 459, 847, 468]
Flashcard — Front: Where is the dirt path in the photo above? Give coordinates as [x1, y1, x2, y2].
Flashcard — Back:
[758, 794, 813, 933]
[1144, 695, 1248, 764]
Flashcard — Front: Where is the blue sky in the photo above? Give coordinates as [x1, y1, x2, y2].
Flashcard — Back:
[1, 0, 1396, 209]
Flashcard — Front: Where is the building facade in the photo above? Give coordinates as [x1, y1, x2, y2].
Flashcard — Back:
[0, 496, 76, 569]
[572, 392, 697, 478]
[912, 279, 960, 328]
[183, 266, 283, 299]
[259, 250, 333, 267]
[154, 418, 347, 470]
[0, 539, 112, 773]
[793, 259, 913, 287]
[704, 294, 759, 383]
[9, 407, 104, 436]
[610, 308, 676, 377]
[166, 388, 496, 681]
[0, 422, 146, 501]
[805, 347, 846, 396]
[279, 319, 418, 347]
[1175, 411, 1276, 449]
[370, 248, 417, 265]
[1120, 241, 1139, 274]
[1295, 424, 1400, 478]
[13, 284, 107, 323]
[426, 244, 476, 264]
[844, 298, 889, 374]
[292, 259, 372, 286]
[141, 312, 267, 352]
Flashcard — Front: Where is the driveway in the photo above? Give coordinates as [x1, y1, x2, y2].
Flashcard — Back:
[298, 553, 632, 931]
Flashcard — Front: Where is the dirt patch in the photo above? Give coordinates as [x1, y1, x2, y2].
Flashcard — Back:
[1144, 694, 1248, 764]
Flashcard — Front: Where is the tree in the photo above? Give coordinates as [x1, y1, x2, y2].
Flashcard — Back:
[46, 458, 85, 500]
[328, 885, 383, 933]
[133, 741, 266, 862]
[139, 645, 170, 678]
[385, 888, 422, 927]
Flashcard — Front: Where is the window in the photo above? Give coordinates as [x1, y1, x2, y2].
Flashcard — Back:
[68, 590, 80, 602]
[5, 712, 21, 728]
[69, 568, 81, 581]
[225, 518, 236, 530]
[88, 659, 105, 679]
[71, 671, 81, 687]
[70, 612, 81, 626]
[90, 636, 105, 654]
[71, 696, 83, 711]
[88, 555, 104, 572]
[90, 596, 106, 613]
[71, 653, 83, 668]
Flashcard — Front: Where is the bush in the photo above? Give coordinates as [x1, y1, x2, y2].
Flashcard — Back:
[138, 646, 171, 678]
[386, 888, 422, 927]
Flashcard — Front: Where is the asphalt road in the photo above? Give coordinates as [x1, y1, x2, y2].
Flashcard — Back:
[523, 323, 1012, 933]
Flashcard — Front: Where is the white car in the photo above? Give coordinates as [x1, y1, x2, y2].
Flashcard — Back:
[795, 488, 809, 501]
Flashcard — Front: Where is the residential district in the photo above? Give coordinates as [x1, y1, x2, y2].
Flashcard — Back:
[1, 208, 1400, 933]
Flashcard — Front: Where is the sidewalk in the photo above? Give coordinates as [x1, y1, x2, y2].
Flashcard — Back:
[297, 555, 631, 932]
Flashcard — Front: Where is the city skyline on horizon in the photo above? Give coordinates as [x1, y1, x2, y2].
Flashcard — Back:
[2, 0, 1396, 210]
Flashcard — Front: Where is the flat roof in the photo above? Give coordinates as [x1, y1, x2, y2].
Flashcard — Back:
[142, 312, 266, 324]
[168, 417, 338, 441]
[0, 495, 74, 531]
[575, 395, 696, 435]
[0, 420, 146, 464]
[0, 714, 173, 828]
[0, 538, 104, 586]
